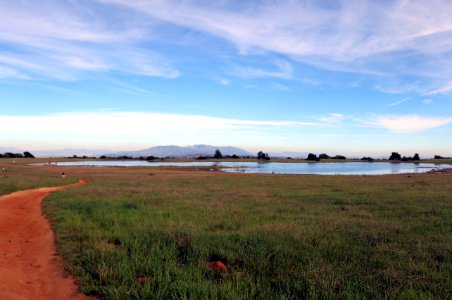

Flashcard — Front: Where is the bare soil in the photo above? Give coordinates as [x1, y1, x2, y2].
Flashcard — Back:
[0, 180, 89, 300]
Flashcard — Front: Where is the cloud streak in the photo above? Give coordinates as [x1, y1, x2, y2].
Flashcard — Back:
[103, 0, 452, 80]
[388, 97, 411, 107]
[0, 112, 326, 136]
[0, 1, 179, 80]
[1, 0, 452, 94]
[372, 115, 452, 133]
[0, 112, 344, 149]
[234, 60, 293, 80]
[425, 81, 452, 95]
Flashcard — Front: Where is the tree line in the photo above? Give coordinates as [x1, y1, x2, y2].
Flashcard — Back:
[1, 150, 449, 161]
[0, 151, 35, 158]
[388, 152, 420, 161]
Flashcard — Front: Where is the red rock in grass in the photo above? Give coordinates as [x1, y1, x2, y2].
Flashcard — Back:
[207, 261, 228, 273]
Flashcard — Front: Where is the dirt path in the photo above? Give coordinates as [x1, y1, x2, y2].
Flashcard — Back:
[0, 180, 89, 300]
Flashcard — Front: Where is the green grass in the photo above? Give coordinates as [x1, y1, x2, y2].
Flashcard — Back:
[0, 158, 76, 195]
[40, 167, 452, 299]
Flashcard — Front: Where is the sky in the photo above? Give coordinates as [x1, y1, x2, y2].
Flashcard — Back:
[0, 0, 451, 157]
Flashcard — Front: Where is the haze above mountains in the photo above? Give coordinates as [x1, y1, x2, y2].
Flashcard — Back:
[0, 145, 309, 159]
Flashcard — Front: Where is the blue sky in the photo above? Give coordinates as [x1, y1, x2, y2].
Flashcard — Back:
[0, 0, 451, 157]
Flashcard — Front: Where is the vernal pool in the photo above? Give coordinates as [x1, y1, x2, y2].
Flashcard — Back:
[41, 161, 452, 175]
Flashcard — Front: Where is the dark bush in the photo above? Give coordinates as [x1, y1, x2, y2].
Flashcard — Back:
[361, 157, 374, 162]
[196, 156, 209, 160]
[306, 153, 318, 161]
[332, 155, 346, 160]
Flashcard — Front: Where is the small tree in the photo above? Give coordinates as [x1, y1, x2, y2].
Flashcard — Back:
[389, 152, 401, 160]
[413, 153, 420, 161]
[214, 149, 223, 159]
[257, 151, 270, 160]
[23, 151, 35, 158]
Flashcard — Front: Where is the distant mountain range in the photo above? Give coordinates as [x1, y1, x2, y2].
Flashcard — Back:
[1, 145, 251, 158]
[2, 145, 388, 159]
[105, 145, 252, 158]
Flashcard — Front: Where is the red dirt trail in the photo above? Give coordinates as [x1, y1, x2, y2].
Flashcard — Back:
[0, 180, 89, 300]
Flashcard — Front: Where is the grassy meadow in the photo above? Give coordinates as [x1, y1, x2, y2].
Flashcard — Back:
[1, 159, 452, 299]
[0, 158, 76, 195]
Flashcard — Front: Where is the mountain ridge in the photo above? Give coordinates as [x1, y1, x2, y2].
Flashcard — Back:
[105, 144, 252, 158]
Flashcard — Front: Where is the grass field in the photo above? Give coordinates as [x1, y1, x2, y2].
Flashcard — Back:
[1, 160, 451, 299]
[0, 158, 76, 195]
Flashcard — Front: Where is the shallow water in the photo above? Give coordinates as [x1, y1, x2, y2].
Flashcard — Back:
[38, 161, 452, 175]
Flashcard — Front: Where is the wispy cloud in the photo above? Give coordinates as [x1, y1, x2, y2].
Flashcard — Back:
[0, 1, 179, 80]
[424, 81, 452, 95]
[389, 97, 411, 107]
[319, 113, 346, 124]
[103, 0, 452, 81]
[2, 0, 452, 94]
[219, 78, 230, 86]
[234, 60, 293, 80]
[372, 115, 452, 133]
[0, 65, 29, 79]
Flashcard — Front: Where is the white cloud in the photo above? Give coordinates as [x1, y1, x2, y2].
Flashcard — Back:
[0, 112, 328, 136]
[422, 99, 433, 105]
[373, 115, 452, 133]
